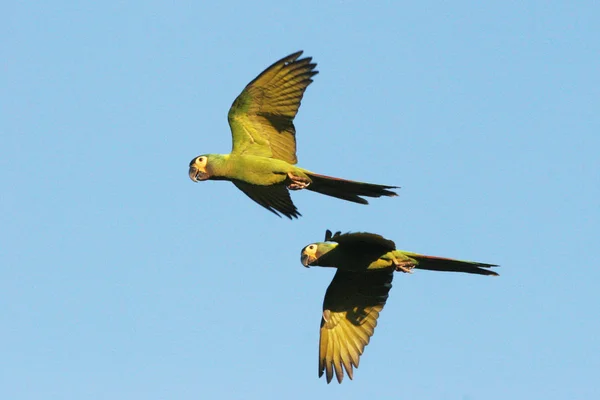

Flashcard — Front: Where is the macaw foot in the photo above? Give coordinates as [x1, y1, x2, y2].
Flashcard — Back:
[287, 172, 311, 191]
[393, 260, 416, 273]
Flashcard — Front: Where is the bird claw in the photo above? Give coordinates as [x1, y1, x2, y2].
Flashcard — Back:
[393, 260, 415, 273]
[287, 172, 311, 190]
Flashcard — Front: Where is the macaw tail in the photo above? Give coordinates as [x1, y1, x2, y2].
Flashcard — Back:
[305, 172, 398, 204]
[411, 254, 499, 276]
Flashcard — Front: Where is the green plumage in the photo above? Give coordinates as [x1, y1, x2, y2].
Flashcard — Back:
[188, 52, 398, 218]
[300, 230, 499, 384]
[306, 230, 498, 275]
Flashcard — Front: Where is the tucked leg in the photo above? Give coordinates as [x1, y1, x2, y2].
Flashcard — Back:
[287, 172, 311, 190]
[393, 259, 416, 273]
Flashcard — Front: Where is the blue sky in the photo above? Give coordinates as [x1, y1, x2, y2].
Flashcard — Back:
[2, 1, 599, 399]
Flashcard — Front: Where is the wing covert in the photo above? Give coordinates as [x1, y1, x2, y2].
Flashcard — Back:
[330, 231, 397, 253]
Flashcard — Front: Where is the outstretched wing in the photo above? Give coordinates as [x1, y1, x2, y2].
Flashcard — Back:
[227, 51, 318, 164]
[319, 269, 394, 383]
[232, 180, 300, 219]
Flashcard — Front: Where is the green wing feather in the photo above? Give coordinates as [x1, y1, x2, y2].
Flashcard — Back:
[227, 51, 318, 164]
[319, 269, 393, 383]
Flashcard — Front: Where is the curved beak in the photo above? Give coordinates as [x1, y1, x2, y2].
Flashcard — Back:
[301, 252, 316, 267]
[189, 166, 199, 182]
[188, 165, 209, 182]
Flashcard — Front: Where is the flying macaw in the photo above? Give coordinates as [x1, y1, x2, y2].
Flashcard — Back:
[188, 51, 398, 218]
[300, 230, 499, 383]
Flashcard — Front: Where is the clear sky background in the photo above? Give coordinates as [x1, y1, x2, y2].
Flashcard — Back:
[2, 1, 599, 399]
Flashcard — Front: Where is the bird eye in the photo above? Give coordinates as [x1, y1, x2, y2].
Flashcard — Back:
[309, 245, 315, 250]
[198, 156, 205, 163]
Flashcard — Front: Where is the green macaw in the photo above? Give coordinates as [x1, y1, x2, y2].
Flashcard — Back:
[188, 51, 398, 218]
[300, 230, 499, 384]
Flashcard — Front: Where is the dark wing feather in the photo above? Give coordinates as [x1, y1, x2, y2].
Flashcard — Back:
[330, 231, 396, 253]
[324, 230, 342, 241]
[232, 180, 300, 219]
[319, 269, 394, 383]
[314, 231, 396, 270]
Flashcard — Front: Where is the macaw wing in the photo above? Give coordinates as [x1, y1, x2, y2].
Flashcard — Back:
[328, 231, 397, 253]
[319, 269, 393, 383]
[232, 180, 300, 219]
[227, 51, 318, 164]
[324, 230, 342, 241]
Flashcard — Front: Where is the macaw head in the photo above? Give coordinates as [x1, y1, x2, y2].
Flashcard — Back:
[189, 155, 211, 181]
[300, 242, 338, 267]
